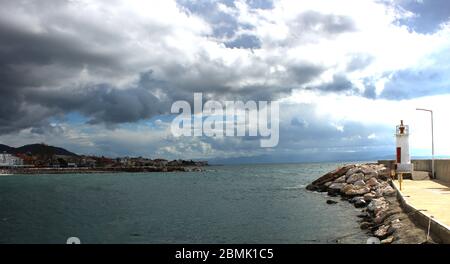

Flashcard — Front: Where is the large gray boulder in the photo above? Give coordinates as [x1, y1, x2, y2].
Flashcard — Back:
[327, 183, 346, 196]
[328, 183, 346, 191]
[306, 164, 355, 191]
[333, 175, 346, 183]
[367, 198, 388, 213]
[350, 196, 367, 208]
[374, 224, 393, 239]
[381, 236, 394, 244]
[346, 172, 365, 184]
[377, 167, 390, 179]
[381, 185, 396, 196]
[344, 186, 371, 197]
[360, 165, 377, 175]
[363, 192, 376, 202]
[364, 171, 378, 181]
[366, 177, 380, 188]
[354, 179, 366, 186]
[345, 167, 362, 177]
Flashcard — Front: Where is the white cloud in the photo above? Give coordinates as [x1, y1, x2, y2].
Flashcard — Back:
[368, 133, 377, 139]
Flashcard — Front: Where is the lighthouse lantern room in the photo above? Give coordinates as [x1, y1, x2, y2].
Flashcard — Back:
[395, 120, 413, 172]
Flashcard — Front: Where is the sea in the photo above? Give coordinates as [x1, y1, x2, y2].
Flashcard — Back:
[0, 163, 371, 244]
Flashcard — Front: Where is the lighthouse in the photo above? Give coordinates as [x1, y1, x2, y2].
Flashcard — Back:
[395, 120, 413, 172]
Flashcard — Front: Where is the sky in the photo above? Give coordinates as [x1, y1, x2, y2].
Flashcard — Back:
[1, 0, 450, 163]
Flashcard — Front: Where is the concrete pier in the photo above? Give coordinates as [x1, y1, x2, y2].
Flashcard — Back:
[392, 179, 450, 243]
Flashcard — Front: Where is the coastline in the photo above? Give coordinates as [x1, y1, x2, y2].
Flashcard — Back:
[306, 163, 435, 244]
[0, 165, 205, 175]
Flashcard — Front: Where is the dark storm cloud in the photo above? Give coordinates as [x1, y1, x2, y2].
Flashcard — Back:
[0, 25, 122, 132]
[29, 87, 161, 125]
[0, 102, 50, 134]
[0, 20, 120, 68]
[0, 0, 371, 136]
[150, 55, 326, 102]
[25, 73, 167, 125]
[0, 71, 167, 133]
[396, 0, 450, 33]
[0, 1, 169, 134]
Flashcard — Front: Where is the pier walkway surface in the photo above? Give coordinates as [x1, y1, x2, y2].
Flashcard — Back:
[393, 179, 450, 243]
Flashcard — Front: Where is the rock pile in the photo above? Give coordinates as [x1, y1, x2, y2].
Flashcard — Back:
[307, 164, 391, 199]
[307, 163, 432, 244]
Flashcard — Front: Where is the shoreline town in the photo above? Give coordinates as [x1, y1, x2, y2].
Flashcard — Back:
[0, 143, 207, 175]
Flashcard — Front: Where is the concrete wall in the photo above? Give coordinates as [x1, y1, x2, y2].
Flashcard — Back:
[435, 160, 450, 182]
[378, 160, 396, 170]
[413, 159, 450, 182]
[412, 159, 431, 172]
[378, 159, 450, 182]
[412, 159, 450, 182]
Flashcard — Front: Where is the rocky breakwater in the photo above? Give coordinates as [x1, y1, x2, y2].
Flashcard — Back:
[307, 163, 433, 244]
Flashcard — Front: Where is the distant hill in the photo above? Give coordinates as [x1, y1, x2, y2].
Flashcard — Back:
[0, 143, 78, 157]
[0, 144, 15, 153]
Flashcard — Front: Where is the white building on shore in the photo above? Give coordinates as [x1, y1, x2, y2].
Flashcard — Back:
[0, 153, 23, 167]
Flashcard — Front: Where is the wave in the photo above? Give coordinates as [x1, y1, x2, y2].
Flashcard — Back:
[282, 184, 306, 190]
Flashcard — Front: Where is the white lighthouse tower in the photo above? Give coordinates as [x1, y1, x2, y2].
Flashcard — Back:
[395, 120, 413, 172]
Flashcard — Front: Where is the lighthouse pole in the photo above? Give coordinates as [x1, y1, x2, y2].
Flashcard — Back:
[416, 108, 435, 179]
[431, 110, 435, 179]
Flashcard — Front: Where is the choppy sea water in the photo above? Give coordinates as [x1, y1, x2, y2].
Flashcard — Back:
[0, 163, 370, 244]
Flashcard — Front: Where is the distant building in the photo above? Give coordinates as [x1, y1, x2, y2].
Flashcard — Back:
[80, 157, 97, 168]
[95, 156, 115, 168]
[0, 153, 24, 167]
[15, 153, 36, 166]
[67, 163, 77, 168]
[168, 159, 183, 166]
[118, 157, 131, 166]
[153, 159, 168, 166]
